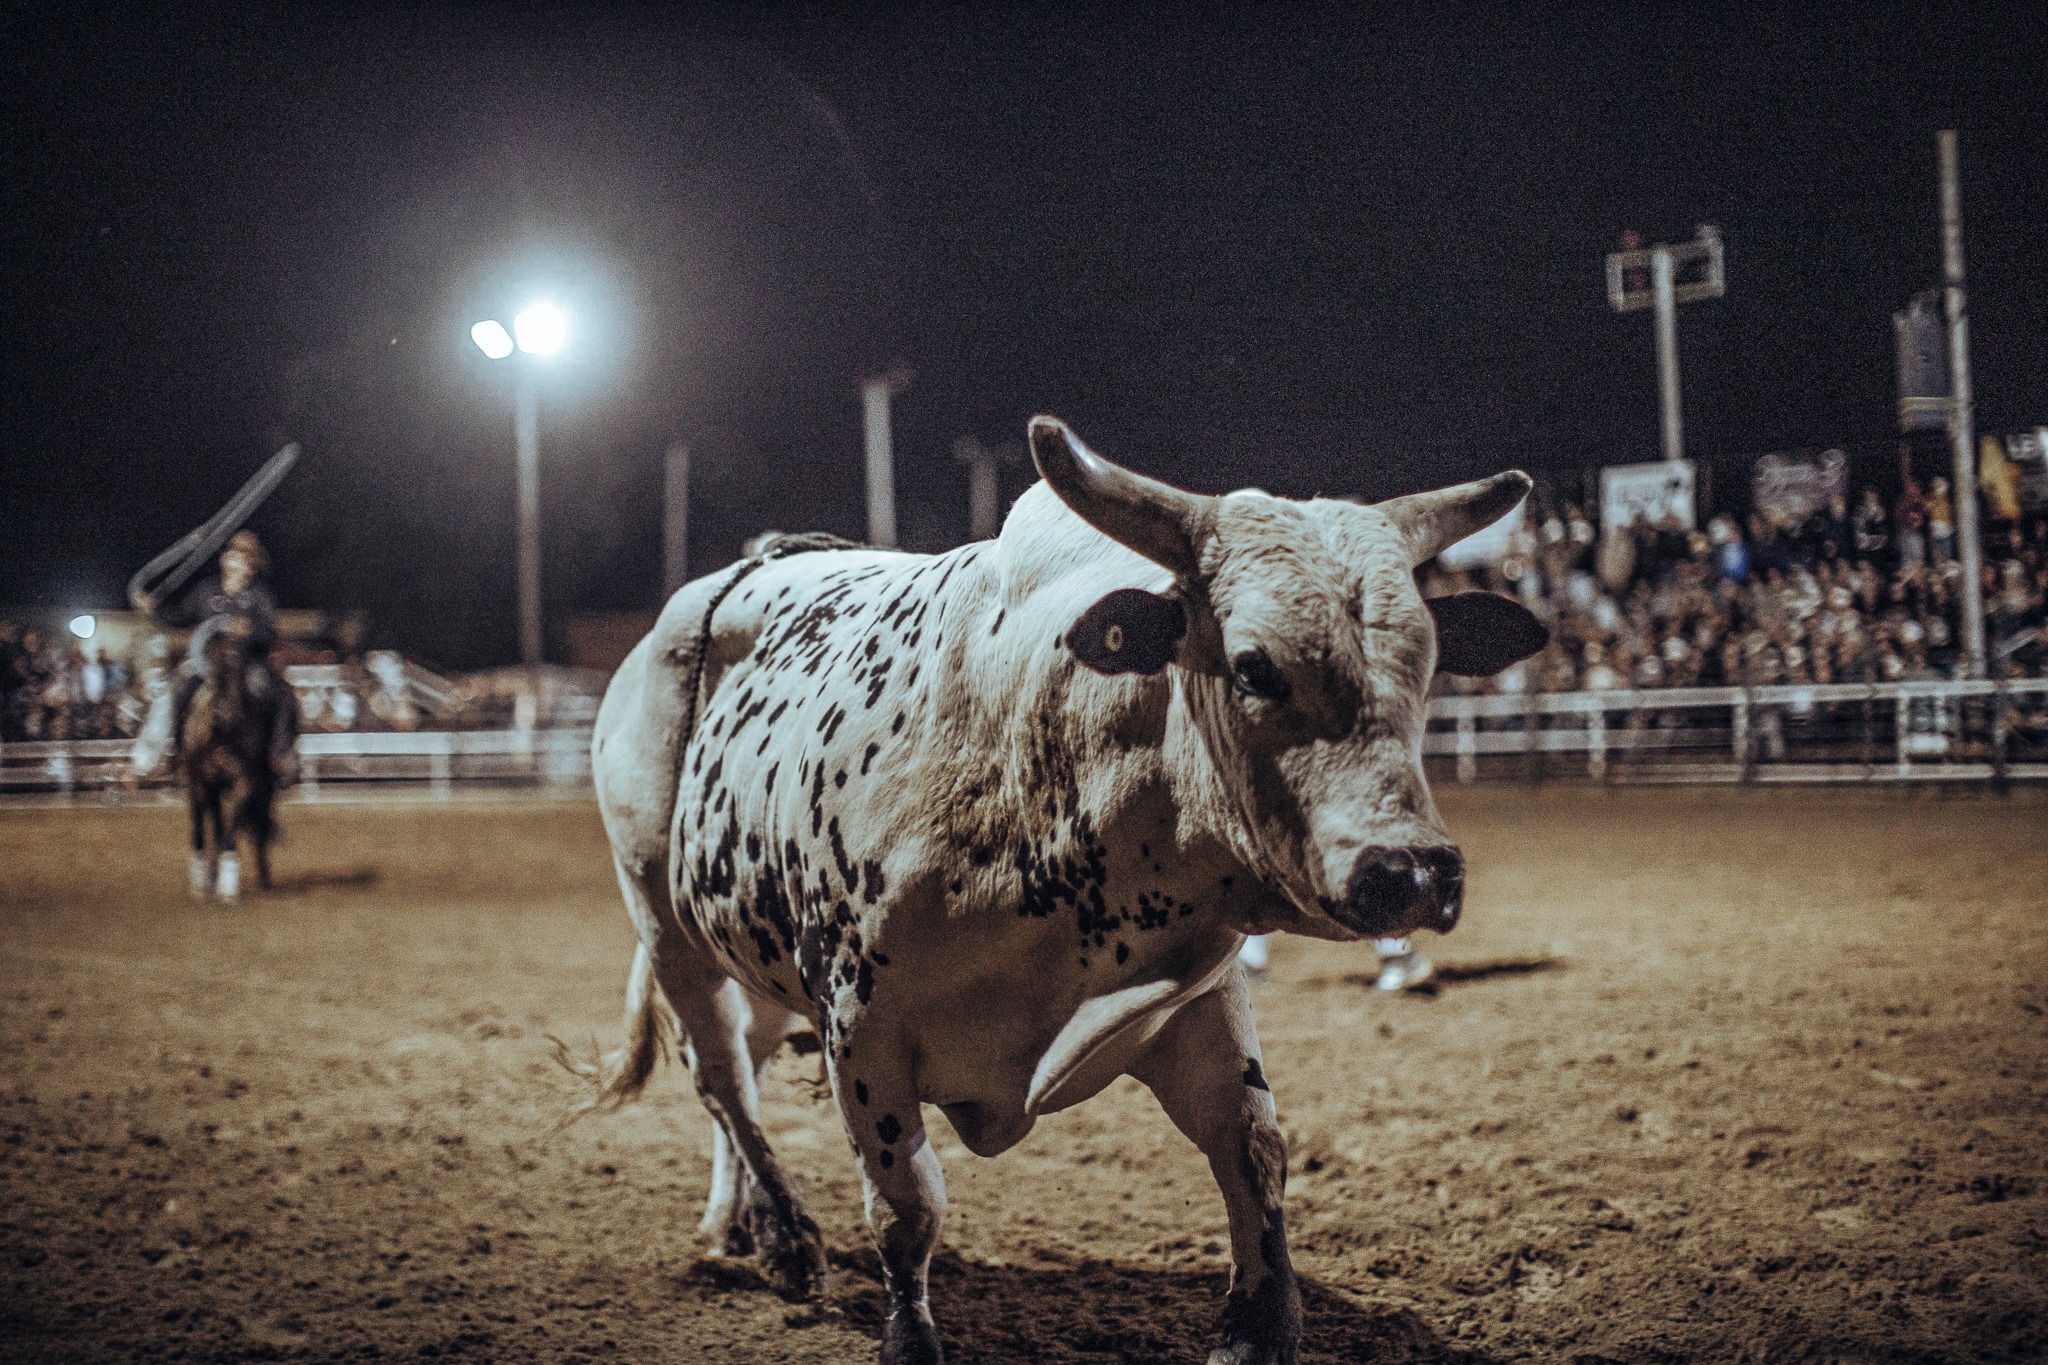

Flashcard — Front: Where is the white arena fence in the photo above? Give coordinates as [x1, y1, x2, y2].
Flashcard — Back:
[1423, 676, 2048, 787]
[1, 727, 595, 802]
[4, 677, 2046, 801]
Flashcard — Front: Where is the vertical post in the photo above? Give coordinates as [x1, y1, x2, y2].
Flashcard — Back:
[962, 438, 1001, 541]
[1521, 691, 1542, 787]
[863, 372, 910, 548]
[514, 367, 542, 666]
[663, 440, 691, 598]
[955, 436, 1011, 541]
[1991, 677, 2010, 793]
[1456, 712, 1476, 785]
[1652, 246, 1684, 464]
[1733, 690, 1751, 783]
[1939, 130, 1987, 678]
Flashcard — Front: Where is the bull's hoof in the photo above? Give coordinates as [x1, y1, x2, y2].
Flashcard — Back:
[719, 1216, 756, 1258]
[747, 1185, 828, 1301]
[881, 1309, 943, 1365]
[1209, 1272, 1302, 1365]
[1206, 1345, 1294, 1365]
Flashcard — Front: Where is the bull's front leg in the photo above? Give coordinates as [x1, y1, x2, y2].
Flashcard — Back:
[829, 1037, 947, 1365]
[1128, 971, 1301, 1365]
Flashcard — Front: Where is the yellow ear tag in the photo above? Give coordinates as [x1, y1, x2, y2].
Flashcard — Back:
[1103, 624, 1124, 653]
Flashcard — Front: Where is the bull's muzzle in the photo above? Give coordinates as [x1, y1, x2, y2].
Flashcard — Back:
[1327, 845, 1464, 938]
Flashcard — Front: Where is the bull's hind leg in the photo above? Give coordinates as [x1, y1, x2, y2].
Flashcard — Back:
[701, 998, 808, 1257]
[1129, 974, 1301, 1365]
[600, 852, 816, 1275]
[656, 960, 829, 1301]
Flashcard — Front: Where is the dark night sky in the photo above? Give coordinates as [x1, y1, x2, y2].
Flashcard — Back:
[5, 4, 2045, 666]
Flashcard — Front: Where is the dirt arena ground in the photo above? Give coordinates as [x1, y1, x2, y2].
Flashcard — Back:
[2, 787, 2044, 1364]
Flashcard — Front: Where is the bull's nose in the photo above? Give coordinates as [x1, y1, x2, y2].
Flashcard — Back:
[1334, 845, 1464, 937]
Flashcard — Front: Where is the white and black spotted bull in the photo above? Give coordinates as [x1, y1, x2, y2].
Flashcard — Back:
[567, 417, 1546, 1364]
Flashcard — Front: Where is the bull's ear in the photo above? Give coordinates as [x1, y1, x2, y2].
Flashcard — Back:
[1428, 592, 1548, 677]
[1066, 589, 1186, 676]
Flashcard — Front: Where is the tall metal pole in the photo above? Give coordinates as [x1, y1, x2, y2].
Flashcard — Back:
[1607, 226, 1721, 467]
[955, 437, 1000, 540]
[663, 440, 691, 598]
[1939, 129, 1986, 678]
[1651, 246, 1684, 464]
[514, 366, 542, 666]
[863, 371, 910, 548]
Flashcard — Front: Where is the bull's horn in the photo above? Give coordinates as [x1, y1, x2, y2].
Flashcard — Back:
[1378, 471, 1534, 567]
[1028, 416, 1210, 579]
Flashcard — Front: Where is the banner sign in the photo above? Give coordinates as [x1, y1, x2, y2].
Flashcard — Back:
[1599, 459, 1695, 532]
[1752, 448, 1849, 522]
[2007, 429, 2048, 513]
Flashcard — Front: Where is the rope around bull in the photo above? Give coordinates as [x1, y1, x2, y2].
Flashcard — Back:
[678, 532, 876, 755]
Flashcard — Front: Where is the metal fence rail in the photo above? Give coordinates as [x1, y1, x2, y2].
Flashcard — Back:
[5, 678, 2047, 799]
[1423, 677, 2048, 785]
[0, 728, 595, 801]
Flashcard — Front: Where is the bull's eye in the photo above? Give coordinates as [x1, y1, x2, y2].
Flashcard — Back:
[1231, 649, 1291, 703]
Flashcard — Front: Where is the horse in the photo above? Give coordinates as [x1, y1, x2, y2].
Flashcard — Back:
[179, 622, 283, 900]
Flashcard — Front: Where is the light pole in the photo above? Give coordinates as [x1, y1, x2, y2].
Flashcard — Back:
[952, 436, 1023, 541]
[1937, 129, 1986, 679]
[471, 303, 568, 666]
[664, 439, 690, 598]
[862, 367, 913, 547]
[1606, 225, 1725, 464]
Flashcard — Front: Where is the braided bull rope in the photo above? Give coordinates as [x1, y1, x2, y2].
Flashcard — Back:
[680, 532, 875, 751]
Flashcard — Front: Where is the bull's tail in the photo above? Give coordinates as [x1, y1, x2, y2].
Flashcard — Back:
[547, 941, 670, 1133]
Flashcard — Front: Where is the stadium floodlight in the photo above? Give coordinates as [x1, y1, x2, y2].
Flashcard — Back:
[67, 614, 96, 640]
[468, 301, 571, 666]
[513, 302, 568, 356]
[470, 319, 515, 360]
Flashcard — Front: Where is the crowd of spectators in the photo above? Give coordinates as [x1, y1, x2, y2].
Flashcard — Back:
[0, 622, 438, 743]
[1423, 473, 2048, 697]
[0, 622, 157, 742]
[10, 467, 2048, 740]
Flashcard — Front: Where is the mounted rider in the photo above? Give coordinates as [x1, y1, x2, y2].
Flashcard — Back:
[132, 530, 300, 782]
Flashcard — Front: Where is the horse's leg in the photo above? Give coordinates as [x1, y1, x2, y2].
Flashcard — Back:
[237, 775, 272, 893]
[253, 794, 273, 891]
[187, 786, 211, 900]
[210, 786, 238, 902]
